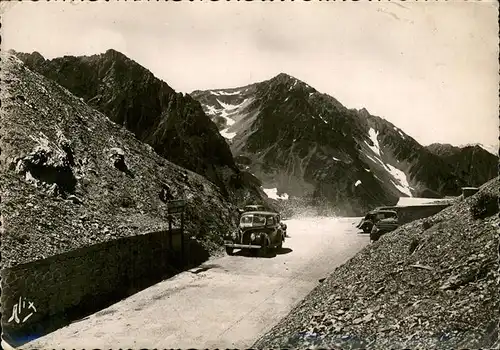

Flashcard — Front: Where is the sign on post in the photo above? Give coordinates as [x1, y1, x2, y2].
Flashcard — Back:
[167, 199, 186, 214]
[167, 199, 187, 263]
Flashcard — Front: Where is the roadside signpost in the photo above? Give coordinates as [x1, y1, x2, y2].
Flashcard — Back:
[167, 199, 187, 262]
[167, 199, 186, 214]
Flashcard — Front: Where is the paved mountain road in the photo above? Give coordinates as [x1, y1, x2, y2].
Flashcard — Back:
[24, 217, 369, 349]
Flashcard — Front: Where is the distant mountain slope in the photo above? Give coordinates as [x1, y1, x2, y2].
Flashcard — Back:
[426, 143, 498, 187]
[12, 49, 267, 205]
[0, 52, 239, 268]
[192, 74, 468, 215]
[426, 143, 462, 157]
[461, 143, 498, 156]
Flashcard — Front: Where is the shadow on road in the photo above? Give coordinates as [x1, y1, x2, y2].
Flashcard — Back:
[234, 247, 293, 259]
[4, 239, 210, 349]
[275, 247, 293, 255]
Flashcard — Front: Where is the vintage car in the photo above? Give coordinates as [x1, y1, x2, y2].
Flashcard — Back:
[370, 210, 399, 242]
[238, 204, 288, 236]
[356, 210, 378, 233]
[238, 204, 268, 215]
[225, 211, 286, 256]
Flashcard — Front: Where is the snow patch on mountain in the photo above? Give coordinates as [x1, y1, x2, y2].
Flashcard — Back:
[211, 90, 242, 96]
[385, 163, 412, 197]
[219, 111, 235, 126]
[263, 188, 289, 200]
[393, 127, 406, 140]
[366, 128, 381, 157]
[365, 153, 380, 165]
[206, 105, 218, 116]
[217, 99, 241, 111]
[363, 144, 413, 197]
[220, 128, 237, 140]
[207, 97, 252, 132]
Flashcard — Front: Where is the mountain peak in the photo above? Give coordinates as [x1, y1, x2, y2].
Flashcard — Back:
[357, 108, 371, 117]
[271, 72, 302, 84]
[10, 50, 46, 66]
[268, 73, 316, 93]
[275, 72, 296, 79]
[102, 48, 130, 61]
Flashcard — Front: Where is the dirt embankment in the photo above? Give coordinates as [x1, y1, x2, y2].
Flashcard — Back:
[254, 177, 499, 349]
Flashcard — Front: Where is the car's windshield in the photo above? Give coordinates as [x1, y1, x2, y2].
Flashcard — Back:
[244, 205, 264, 211]
[240, 214, 266, 227]
[376, 212, 397, 220]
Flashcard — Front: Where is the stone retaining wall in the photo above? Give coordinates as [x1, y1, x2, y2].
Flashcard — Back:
[0, 229, 203, 346]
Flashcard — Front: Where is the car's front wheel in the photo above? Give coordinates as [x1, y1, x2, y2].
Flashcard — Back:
[225, 246, 234, 256]
[277, 235, 284, 249]
[259, 242, 270, 256]
[370, 232, 380, 242]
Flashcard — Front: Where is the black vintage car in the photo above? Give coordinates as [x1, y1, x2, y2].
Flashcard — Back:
[357, 208, 397, 233]
[225, 211, 286, 256]
[357, 210, 378, 233]
[242, 204, 268, 213]
[370, 210, 399, 242]
[238, 204, 288, 236]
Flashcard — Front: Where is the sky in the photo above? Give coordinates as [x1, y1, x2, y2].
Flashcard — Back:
[2, 1, 499, 147]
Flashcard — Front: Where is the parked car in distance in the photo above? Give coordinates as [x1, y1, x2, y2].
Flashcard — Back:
[370, 210, 399, 242]
[225, 211, 286, 256]
[357, 210, 378, 233]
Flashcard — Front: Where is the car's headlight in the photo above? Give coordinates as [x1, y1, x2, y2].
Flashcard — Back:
[231, 231, 238, 239]
[250, 233, 256, 241]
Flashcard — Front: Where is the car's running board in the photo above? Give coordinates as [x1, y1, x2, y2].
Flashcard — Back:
[225, 243, 262, 249]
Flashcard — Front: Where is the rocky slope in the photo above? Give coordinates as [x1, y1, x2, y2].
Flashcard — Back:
[12, 49, 267, 206]
[426, 143, 498, 187]
[192, 74, 468, 215]
[253, 177, 499, 349]
[0, 52, 241, 268]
